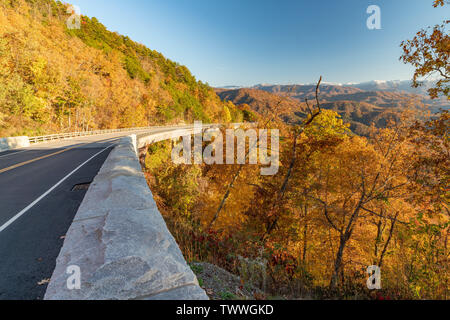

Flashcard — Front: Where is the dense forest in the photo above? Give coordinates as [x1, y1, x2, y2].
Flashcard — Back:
[0, 0, 243, 137]
[146, 101, 448, 300]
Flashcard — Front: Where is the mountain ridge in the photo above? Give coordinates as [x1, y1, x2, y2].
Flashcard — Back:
[218, 80, 439, 96]
[216, 83, 448, 136]
[217, 80, 448, 110]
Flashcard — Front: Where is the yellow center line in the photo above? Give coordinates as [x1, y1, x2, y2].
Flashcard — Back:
[0, 137, 120, 175]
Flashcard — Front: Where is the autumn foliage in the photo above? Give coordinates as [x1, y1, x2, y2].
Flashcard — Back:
[145, 104, 448, 299]
[400, 1, 449, 100]
[0, 0, 241, 137]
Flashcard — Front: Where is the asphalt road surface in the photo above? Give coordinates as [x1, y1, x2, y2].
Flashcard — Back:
[0, 128, 177, 300]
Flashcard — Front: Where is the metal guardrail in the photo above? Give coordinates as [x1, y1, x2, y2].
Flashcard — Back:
[27, 123, 251, 144]
[28, 127, 161, 144]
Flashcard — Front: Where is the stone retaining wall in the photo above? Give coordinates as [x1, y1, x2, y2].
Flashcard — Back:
[44, 131, 208, 300]
[0, 136, 30, 152]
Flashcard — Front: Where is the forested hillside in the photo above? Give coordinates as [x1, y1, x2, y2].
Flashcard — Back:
[0, 0, 242, 137]
[215, 88, 307, 124]
[253, 83, 448, 109]
[217, 84, 447, 135]
[146, 99, 449, 300]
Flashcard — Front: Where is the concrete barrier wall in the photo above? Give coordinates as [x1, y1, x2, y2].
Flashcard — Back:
[0, 136, 30, 152]
[45, 131, 209, 300]
[136, 125, 219, 149]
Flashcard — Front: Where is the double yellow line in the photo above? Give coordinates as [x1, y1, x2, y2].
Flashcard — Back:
[0, 137, 119, 175]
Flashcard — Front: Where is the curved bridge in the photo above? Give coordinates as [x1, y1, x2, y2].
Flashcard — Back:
[0, 126, 213, 300]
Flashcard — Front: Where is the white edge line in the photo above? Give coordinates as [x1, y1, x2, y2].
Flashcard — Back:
[0, 145, 114, 234]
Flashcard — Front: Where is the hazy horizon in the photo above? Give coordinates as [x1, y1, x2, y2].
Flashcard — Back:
[216, 79, 417, 88]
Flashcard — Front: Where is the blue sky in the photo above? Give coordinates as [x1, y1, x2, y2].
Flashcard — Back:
[71, 0, 448, 87]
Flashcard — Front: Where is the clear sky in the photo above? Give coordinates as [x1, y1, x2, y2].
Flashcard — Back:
[71, 0, 448, 87]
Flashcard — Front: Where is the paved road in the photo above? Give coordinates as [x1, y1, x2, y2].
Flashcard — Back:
[0, 128, 178, 300]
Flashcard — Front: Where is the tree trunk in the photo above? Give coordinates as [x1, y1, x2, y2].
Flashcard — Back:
[374, 219, 383, 263]
[302, 221, 308, 263]
[330, 234, 347, 289]
[378, 212, 399, 268]
[302, 203, 309, 263]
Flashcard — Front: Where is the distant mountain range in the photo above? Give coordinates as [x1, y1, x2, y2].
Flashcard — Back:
[347, 80, 435, 96]
[220, 80, 442, 98]
[215, 80, 448, 136]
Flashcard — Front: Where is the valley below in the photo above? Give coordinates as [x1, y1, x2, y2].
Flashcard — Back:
[216, 82, 449, 135]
